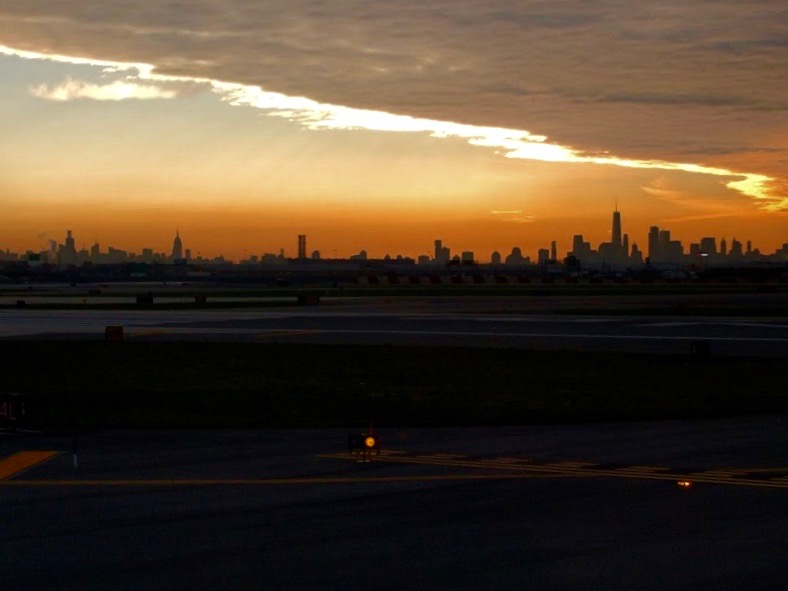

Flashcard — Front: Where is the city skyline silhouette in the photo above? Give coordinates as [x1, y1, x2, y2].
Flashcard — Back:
[3, 205, 785, 268]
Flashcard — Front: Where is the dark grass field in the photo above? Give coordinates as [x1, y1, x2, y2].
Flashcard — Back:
[2, 342, 785, 428]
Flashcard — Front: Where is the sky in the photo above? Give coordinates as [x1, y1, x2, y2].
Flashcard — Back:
[0, 1, 786, 260]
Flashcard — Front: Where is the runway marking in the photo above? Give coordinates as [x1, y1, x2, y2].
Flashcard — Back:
[21, 323, 784, 344]
[129, 329, 170, 338]
[1, 473, 579, 487]
[172, 328, 788, 343]
[2, 450, 783, 490]
[641, 321, 787, 330]
[318, 453, 788, 490]
[254, 330, 320, 339]
[550, 461, 598, 468]
[723, 467, 788, 475]
[0, 451, 59, 480]
[638, 322, 704, 327]
[689, 470, 739, 477]
[723, 322, 788, 329]
[322, 330, 788, 343]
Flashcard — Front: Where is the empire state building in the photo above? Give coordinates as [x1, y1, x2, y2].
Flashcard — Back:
[171, 230, 183, 261]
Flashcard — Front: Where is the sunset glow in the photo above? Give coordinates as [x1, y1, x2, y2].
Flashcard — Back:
[3, 44, 778, 208]
[0, 1, 785, 260]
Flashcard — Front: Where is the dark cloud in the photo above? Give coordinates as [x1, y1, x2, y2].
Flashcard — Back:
[592, 92, 787, 111]
[0, 0, 786, 181]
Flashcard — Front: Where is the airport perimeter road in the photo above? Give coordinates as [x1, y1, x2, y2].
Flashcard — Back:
[2, 417, 786, 590]
[1, 305, 787, 355]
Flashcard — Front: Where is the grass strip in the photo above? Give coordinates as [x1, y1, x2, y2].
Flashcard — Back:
[1, 342, 784, 428]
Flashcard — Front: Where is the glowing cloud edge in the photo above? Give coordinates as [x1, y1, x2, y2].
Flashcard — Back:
[1, 44, 782, 211]
[31, 76, 178, 101]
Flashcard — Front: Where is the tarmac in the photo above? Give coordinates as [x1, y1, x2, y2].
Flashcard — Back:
[2, 416, 786, 590]
[1, 299, 787, 356]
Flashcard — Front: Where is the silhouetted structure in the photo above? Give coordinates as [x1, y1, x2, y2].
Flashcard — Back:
[2, 210, 785, 273]
[171, 230, 183, 261]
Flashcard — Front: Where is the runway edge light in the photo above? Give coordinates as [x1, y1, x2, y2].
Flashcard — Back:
[347, 420, 381, 462]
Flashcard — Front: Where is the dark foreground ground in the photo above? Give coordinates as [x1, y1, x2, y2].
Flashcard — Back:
[1, 418, 786, 590]
[2, 342, 786, 428]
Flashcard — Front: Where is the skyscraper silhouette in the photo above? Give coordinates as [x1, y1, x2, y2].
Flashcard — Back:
[171, 230, 183, 260]
[612, 210, 622, 250]
[298, 234, 307, 259]
[648, 226, 660, 262]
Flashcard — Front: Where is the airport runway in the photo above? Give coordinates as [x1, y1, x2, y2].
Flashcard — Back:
[1, 303, 787, 356]
[2, 417, 786, 590]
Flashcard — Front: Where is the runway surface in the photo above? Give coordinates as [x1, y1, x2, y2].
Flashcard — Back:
[2, 417, 786, 590]
[1, 301, 787, 355]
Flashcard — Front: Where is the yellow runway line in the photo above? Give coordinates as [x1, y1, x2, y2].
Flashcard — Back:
[1, 473, 584, 487]
[0, 451, 59, 480]
[724, 467, 788, 475]
[254, 330, 320, 340]
[549, 461, 598, 468]
[129, 330, 170, 338]
[317, 454, 788, 490]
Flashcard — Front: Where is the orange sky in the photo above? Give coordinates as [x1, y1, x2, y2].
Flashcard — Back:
[1, 2, 786, 261]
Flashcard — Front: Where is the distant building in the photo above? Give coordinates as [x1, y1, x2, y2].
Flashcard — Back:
[631, 243, 643, 266]
[505, 247, 528, 265]
[298, 235, 307, 259]
[59, 230, 77, 267]
[171, 230, 183, 261]
[612, 210, 622, 251]
[699, 237, 716, 256]
[648, 226, 660, 262]
[570, 235, 593, 261]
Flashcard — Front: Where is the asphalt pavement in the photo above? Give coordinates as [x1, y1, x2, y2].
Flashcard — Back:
[1, 301, 787, 356]
[2, 416, 786, 590]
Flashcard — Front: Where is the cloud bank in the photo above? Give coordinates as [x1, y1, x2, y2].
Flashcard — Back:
[1, 42, 781, 211]
[0, 1, 785, 208]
